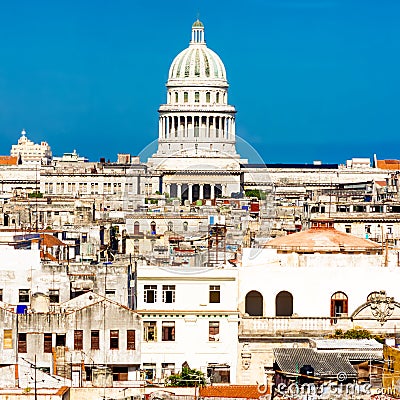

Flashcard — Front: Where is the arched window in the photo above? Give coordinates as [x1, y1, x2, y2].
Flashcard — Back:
[195, 92, 200, 103]
[175, 92, 179, 103]
[245, 291, 263, 316]
[330, 292, 348, 318]
[183, 221, 188, 232]
[184, 92, 188, 103]
[216, 92, 220, 103]
[275, 291, 293, 317]
[134, 221, 140, 235]
[167, 221, 173, 231]
[150, 221, 156, 235]
[206, 92, 210, 103]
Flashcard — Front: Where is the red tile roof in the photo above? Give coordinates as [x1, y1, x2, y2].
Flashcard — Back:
[199, 385, 267, 398]
[0, 156, 18, 165]
[377, 160, 400, 170]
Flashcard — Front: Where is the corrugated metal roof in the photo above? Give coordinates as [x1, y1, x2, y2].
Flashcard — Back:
[274, 348, 358, 379]
[311, 339, 383, 351]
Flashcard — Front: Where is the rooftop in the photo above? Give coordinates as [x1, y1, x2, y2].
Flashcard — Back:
[264, 220, 381, 254]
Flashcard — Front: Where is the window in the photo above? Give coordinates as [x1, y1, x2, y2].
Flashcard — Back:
[56, 334, 66, 347]
[183, 221, 188, 232]
[209, 321, 220, 341]
[208, 365, 230, 384]
[127, 330, 135, 350]
[276, 291, 293, 317]
[74, 330, 83, 350]
[18, 333, 27, 353]
[162, 285, 175, 303]
[206, 92, 210, 103]
[44, 333, 52, 353]
[110, 330, 119, 350]
[330, 291, 348, 319]
[167, 221, 173, 232]
[209, 285, 220, 303]
[195, 92, 200, 103]
[4, 329, 12, 349]
[162, 321, 175, 341]
[345, 225, 351, 234]
[0, 288, 3, 302]
[184, 92, 188, 103]
[175, 92, 179, 103]
[216, 92, 220, 103]
[144, 321, 157, 342]
[19, 289, 29, 303]
[49, 289, 59, 303]
[91, 330, 100, 350]
[144, 285, 157, 303]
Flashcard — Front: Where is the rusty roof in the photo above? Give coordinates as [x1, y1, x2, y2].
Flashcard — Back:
[40, 233, 67, 247]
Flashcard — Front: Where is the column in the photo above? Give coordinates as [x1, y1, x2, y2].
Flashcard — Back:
[184, 116, 187, 138]
[199, 184, 204, 200]
[177, 184, 182, 199]
[188, 184, 193, 203]
[159, 118, 162, 139]
[211, 184, 215, 199]
[165, 184, 170, 197]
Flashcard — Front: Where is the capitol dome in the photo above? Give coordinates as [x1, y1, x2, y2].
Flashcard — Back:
[168, 20, 227, 84]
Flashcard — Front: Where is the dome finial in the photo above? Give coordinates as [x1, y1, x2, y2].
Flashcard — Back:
[191, 19, 205, 44]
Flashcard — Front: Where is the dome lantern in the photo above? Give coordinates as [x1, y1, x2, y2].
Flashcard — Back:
[191, 19, 205, 44]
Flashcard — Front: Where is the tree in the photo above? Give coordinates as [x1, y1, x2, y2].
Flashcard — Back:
[165, 367, 206, 387]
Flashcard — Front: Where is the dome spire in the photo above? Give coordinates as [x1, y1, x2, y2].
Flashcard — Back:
[191, 19, 205, 44]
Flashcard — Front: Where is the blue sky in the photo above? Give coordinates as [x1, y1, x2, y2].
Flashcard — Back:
[0, 0, 399, 163]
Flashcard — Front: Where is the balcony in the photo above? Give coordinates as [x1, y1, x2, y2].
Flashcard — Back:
[239, 316, 352, 337]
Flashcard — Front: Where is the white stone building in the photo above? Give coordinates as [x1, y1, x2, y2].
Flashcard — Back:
[136, 265, 239, 384]
[147, 20, 246, 201]
[10, 130, 52, 165]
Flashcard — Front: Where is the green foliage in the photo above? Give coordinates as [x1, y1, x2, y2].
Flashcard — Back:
[165, 367, 206, 387]
[245, 189, 266, 200]
[28, 192, 43, 198]
[332, 328, 372, 339]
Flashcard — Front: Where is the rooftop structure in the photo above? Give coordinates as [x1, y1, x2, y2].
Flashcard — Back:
[10, 129, 52, 165]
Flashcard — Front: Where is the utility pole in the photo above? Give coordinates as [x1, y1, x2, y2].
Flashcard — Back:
[34, 354, 37, 400]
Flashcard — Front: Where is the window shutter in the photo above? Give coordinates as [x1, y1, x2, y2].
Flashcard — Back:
[330, 299, 335, 318]
[4, 330, 12, 349]
[127, 330, 135, 350]
[343, 299, 348, 314]
[44, 333, 52, 353]
[74, 330, 83, 350]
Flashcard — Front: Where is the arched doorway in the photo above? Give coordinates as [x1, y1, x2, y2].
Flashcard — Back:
[245, 291, 263, 316]
[276, 291, 293, 317]
[330, 292, 348, 318]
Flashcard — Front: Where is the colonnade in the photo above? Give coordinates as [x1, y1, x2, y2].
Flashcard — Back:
[165, 183, 227, 202]
[159, 115, 235, 139]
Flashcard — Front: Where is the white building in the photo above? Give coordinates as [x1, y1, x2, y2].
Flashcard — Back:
[147, 20, 247, 201]
[136, 265, 239, 383]
[10, 130, 52, 165]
